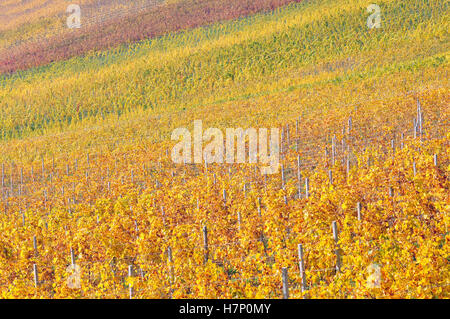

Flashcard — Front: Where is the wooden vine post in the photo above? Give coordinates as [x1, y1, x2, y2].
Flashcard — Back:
[357, 202, 362, 221]
[203, 226, 209, 264]
[128, 265, 133, 299]
[332, 221, 341, 273]
[282, 267, 289, 299]
[33, 264, 39, 288]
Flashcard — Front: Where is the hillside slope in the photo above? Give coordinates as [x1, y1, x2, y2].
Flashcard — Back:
[0, 0, 448, 298]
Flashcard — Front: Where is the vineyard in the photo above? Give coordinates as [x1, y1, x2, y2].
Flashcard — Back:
[0, 0, 302, 74]
[0, 0, 449, 299]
